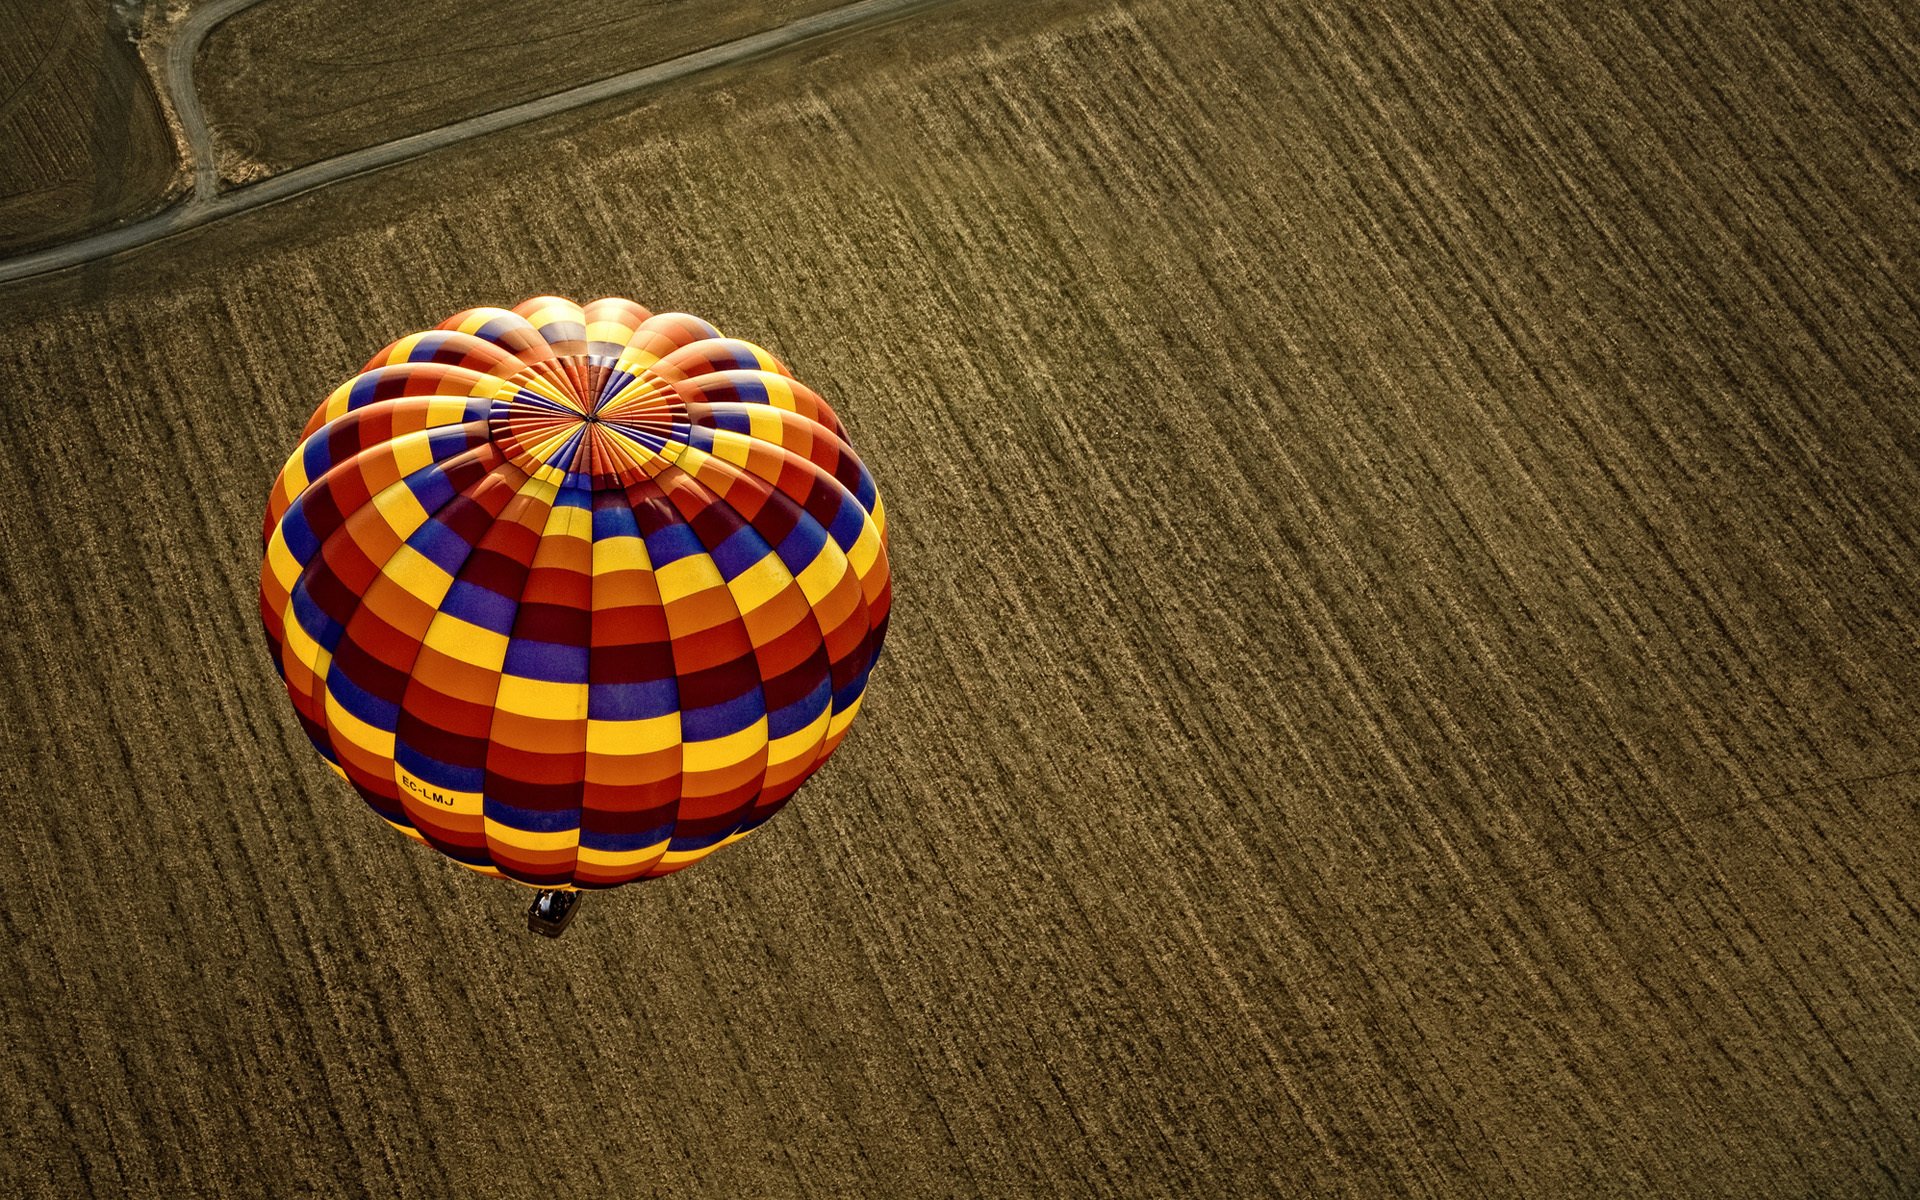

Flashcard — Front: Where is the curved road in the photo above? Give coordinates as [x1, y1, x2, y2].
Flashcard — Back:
[166, 0, 267, 202]
[0, 0, 943, 287]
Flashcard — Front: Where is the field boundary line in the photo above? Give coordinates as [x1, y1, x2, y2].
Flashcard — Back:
[0, 0, 945, 287]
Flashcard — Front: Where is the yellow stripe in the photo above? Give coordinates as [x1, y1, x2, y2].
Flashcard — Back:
[707, 428, 756, 469]
[421, 612, 508, 670]
[613, 348, 660, 375]
[747, 406, 787, 444]
[493, 674, 588, 720]
[380, 544, 454, 605]
[396, 763, 483, 816]
[870, 494, 886, 538]
[370, 478, 430, 537]
[323, 379, 355, 424]
[426, 394, 477, 423]
[759, 374, 796, 413]
[657, 845, 719, 868]
[827, 694, 864, 738]
[656, 553, 724, 604]
[844, 518, 883, 578]
[682, 719, 768, 772]
[281, 603, 329, 678]
[592, 532, 651, 575]
[545, 502, 593, 542]
[725, 551, 791, 614]
[794, 548, 849, 606]
[585, 319, 634, 346]
[576, 842, 669, 871]
[454, 308, 512, 335]
[486, 819, 580, 853]
[277, 445, 310, 498]
[266, 526, 303, 592]
[767, 707, 831, 765]
[525, 302, 581, 329]
[324, 690, 396, 757]
[657, 440, 700, 470]
[521, 474, 560, 506]
[585, 714, 680, 755]
[387, 331, 428, 364]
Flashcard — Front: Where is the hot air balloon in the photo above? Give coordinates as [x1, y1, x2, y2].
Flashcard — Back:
[259, 296, 890, 936]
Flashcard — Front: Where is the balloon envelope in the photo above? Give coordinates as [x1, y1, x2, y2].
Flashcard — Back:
[260, 296, 890, 889]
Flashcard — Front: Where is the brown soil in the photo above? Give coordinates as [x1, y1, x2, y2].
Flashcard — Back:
[0, 0, 181, 254]
[193, 0, 848, 179]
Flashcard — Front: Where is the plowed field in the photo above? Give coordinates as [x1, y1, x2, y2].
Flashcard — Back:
[1, 0, 1916, 1195]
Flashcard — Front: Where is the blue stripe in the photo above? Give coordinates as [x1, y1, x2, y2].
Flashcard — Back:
[406, 331, 453, 361]
[411, 514, 473, 575]
[768, 676, 832, 738]
[644, 522, 706, 567]
[326, 664, 398, 729]
[545, 424, 587, 468]
[475, 316, 518, 345]
[440, 579, 518, 634]
[826, 491, 867, 551]
[395, 741, 484, 792]
[580, 822, 673, 853]
[774, 517, 827, 575]
[667, 825, 732, 852]
[588, 679, 679, 721]
[709, 409, 752, 435]
[708, 526, 769, 579]
[425, 424, 475, 461]
[726, 375, 768, 404]
[302, 431, 335, 484]
[503, 639, 590, 684]
[289, 580, 344, 652]
[482, 797, 579, 833]
[681, 690, 765, 740]
[591, 500, 643, 542]
[347, 371, 381, 410]
[279, 502, 322, 564]
[832, 666, 874, 714]
[595, 367, 636, 398]
[406, 459, 459, 514]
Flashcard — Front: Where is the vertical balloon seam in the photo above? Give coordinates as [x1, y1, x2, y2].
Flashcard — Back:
[296, 425, 510, 810]
[394, 460, 541, 872]
[652, 460, 776, 861]
[649, 446, 832, 856]
[660, 428, 876, 832]
[276, 420, 510, 787]
[582, 487, 679, 886]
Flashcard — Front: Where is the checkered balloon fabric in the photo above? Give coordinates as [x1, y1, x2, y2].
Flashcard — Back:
[260, 297, 891, 889]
